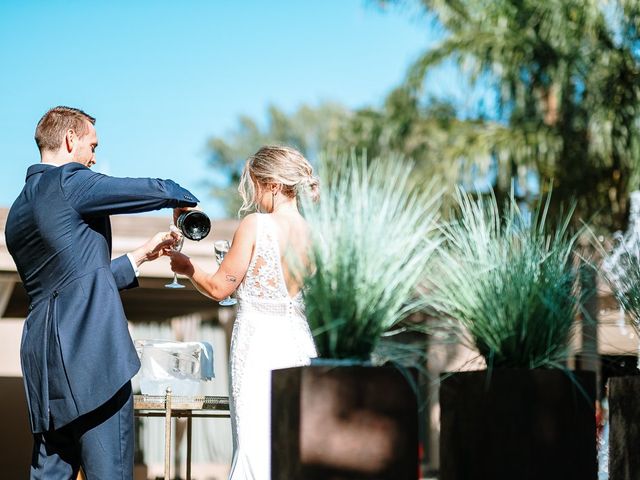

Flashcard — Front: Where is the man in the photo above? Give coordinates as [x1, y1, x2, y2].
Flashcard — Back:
[5, 106, 199, 478]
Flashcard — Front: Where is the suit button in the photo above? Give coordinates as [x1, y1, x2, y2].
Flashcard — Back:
[52, 290, 59, 298]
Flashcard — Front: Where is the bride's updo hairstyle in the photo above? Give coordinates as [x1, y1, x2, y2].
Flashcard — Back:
[238, 145, 320, 216]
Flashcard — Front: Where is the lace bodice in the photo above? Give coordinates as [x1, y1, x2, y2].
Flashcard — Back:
[236, 213, 302, 305]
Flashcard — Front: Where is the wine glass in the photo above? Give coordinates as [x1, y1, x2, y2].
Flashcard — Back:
[165, 228, 185, 289]
[214, 240, 237, 306]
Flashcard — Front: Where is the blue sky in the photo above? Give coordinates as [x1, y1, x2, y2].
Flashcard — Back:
[0, 0, 456, 218]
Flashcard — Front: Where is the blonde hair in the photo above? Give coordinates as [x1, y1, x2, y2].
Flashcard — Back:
[238, 145, 320, 216]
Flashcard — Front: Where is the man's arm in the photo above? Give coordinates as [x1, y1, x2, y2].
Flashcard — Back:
[60, 163, 198, 217]
[111, 255, 138, 291]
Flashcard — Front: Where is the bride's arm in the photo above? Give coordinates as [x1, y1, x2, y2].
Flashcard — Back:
[168, 214, 257, 301]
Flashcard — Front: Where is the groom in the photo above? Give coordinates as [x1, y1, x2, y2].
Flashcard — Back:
[5, 106, 199, 478]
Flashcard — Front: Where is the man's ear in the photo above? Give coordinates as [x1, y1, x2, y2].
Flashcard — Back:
[65, 129, 75, 153]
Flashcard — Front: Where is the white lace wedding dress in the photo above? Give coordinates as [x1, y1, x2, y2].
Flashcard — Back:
[228, 213, 318, 480]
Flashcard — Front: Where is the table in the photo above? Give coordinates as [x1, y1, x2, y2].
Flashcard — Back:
[134, 389, 230, 480]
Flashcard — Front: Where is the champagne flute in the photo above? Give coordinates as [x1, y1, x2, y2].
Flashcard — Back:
[214, 240, 237, 306]
[165, 227, 185, 289]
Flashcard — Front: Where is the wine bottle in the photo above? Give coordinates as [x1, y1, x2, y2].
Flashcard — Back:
[176, 211, 211, 241]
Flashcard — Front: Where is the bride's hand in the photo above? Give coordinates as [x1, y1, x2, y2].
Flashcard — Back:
[167, 250, 195, 277]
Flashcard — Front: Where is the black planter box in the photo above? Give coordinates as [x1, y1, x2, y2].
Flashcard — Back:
[271, 364, 418, 480]
[440, 369, 597, 480]
[609, 375, 640, 480]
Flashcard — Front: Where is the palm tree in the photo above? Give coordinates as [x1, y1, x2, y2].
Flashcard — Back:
[395, 0, 640, 231]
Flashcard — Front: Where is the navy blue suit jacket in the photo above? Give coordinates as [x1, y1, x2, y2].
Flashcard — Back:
[5, 162, 198, 433]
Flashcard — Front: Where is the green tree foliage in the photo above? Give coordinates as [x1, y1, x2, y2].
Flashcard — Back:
[334, 87, 491, 195]
[208, 87, 491, 216]
[391, 0, 640, 231]
[206, 103, 349, 215]
[207, 2, 639, 228]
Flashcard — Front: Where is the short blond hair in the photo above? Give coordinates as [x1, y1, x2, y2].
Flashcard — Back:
[238, 145, 320, 216]
[35, 106, 95, 153]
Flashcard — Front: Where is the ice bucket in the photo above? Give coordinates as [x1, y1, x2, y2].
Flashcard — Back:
[134, 340, 214, 396]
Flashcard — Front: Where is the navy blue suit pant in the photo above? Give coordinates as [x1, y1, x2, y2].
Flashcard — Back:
[30, 382, 133, 480]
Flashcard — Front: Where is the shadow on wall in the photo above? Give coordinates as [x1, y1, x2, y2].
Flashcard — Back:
[0, 377, 32, 477]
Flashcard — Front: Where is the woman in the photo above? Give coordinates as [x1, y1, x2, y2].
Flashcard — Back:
[168, 145, 319, 480]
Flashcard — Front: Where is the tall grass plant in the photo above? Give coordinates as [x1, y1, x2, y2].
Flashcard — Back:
[602, 239, 640, 335]
[301, 152, 441, 360]
[428, 190, 585, 369]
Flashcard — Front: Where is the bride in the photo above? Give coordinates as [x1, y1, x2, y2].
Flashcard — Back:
[168, 145, 319, 480]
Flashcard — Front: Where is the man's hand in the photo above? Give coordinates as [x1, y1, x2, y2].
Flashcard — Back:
[173, 206, 201, 226]
[131, 230, 179, 267]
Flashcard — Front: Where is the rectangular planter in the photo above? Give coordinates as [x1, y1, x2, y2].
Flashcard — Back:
[608, 375, 640, 480]
[440, 369, 596, 480]
[271, 364, 418, 480]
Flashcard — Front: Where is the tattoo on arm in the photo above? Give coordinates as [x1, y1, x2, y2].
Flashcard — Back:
[225, 274, 237, 283]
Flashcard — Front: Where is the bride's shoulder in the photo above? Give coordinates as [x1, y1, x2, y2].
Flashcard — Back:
[232, 213, 260, 244]
[239, 212, 261, 225]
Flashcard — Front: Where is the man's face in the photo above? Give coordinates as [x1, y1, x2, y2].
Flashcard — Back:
[72, 122, 98, 168]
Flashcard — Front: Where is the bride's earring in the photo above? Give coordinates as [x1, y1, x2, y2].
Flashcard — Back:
[271, 191, 277, 213]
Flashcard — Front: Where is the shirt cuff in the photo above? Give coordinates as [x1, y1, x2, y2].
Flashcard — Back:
[126, 253, 140, 277]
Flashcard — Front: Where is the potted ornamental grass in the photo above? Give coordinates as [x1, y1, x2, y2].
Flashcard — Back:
[271, 153, 441, 480]
[428, 190, 597, 480]
[602, 252, 640, 480]
[600, 198, 640, 480]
